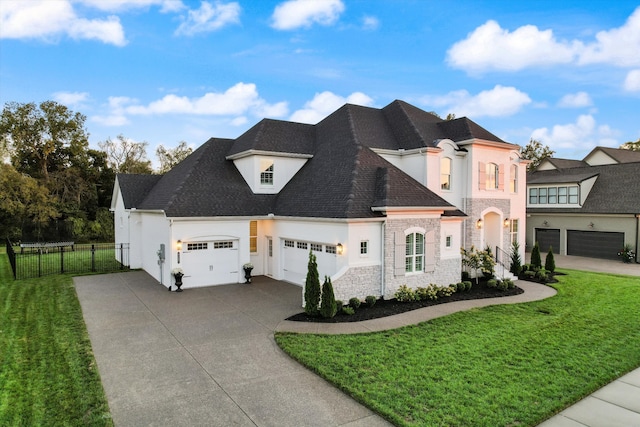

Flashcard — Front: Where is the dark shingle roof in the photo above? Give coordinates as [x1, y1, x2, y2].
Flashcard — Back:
[528, 161, 640, 214]
[116, 174, 162, 209]
[586, 146, 640, 164]
[118, 100, 508, 219]
[542, 158, 588, 169]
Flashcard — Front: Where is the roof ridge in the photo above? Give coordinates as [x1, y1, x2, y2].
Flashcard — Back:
[386, 100, 427, 147]
[162, 139, 212, 212]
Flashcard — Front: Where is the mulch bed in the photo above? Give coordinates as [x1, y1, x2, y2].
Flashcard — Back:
[286, 282, 525, 323]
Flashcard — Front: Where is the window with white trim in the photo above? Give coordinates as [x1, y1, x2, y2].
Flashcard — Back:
[529, 186, 579, 205]
[213, 241, 233, 249]
[260, 161, 274, 185]
[310, 243, 322, 252]
[405, 232, 424, 273]
[250, 220, 257, 253]
[445, 235, 452, 248]
[297, 242, 308, 250]
[440, 157, 452, 190]
[486, 163, 499, 190]
[360, 240, 368, 256]
[509, 219, 519, 244]
[187, 242, 208, 251]
[510, 164, 518, 193]
[284, 240, 294, 248]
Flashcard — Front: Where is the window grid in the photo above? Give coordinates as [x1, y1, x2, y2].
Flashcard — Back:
[440, 157, 452, 191]
[187, 243, 208, 251]
[509, 219, 519, 244]
[405, 233, 424, 273]
[260, 164, 274, 185]
[213, 241, 233, 249]
[297, 242, 308, 250]
[529, 186, 579, 205]
[310, 243, 323, 252]
[486, 163, 499, 190]
[284, 240, 294, 248]
[510, 164, 518, 193]
[325, 245, 336, 254]
[360, 241, 368, 255]
[250, 220, 257, 253]
[445, 235, 452, 248]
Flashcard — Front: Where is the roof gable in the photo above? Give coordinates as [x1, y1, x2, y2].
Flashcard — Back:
[114, 174, 162, 209]
[584, 146, 640, 165]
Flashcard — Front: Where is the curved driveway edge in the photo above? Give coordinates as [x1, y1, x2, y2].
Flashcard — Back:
[275, 280, 557, 335]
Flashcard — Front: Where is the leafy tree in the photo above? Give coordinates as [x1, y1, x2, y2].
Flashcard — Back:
[520, 139, 555, 171]
[545, 247, 556, 273]
[156, 141, 193, 173]
[620, 138, 640, 151]
[0, 101, 89, 181]
[510, 241, 523, 276]
[461, 246, 483, 284]
[0, 163, 58, 240]
[445, 113, 456, 121]
[531, 242, 542, 269]
[320, 276, 338, 318]
[98, 134, 153, 174]
[304, 251, 321, 316]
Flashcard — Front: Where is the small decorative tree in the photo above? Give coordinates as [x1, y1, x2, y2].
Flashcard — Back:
[461, 246, 483, 284]
[481, 246, 496, 279]
[531, 241, 542, 269]
[304, 251, 321, 316]
[320, 276, 338, 318]
[545, 246, 556, 273]
[510, 241, 523, 276]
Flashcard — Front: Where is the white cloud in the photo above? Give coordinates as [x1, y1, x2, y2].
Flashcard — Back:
[558, 91, 593, 108]
[289, 91, 374, 124]
[447, 6, 640, 72]
[421, 85, 531, 118]
[447, 20, 579, 72]
[531, 115, 619, 150]
[624, 69, 640, 91]
[578, 7, 640, 67]
[123, 83, 288, 119]
[362, 15, 379, 31]
[0, 0, 126, 46]
[175, 1, 240, 36]
[91, 96, 136, 126]
[53, 91, 90, 107]
[77, 0, 185, 13]
[271, 0, 344, 30]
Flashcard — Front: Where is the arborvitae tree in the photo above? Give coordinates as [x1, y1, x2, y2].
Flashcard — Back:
[320, 276, 338, 318]
[510, 241, 523, 276]
[545, 246, 556, 273]
[304, 251, 321, 316]
[531, 241, 542, 269]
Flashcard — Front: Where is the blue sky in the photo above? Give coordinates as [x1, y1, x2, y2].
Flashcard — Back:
[1, 0, 639, 165]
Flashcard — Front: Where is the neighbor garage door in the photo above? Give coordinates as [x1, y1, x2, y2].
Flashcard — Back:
[567, 230, 624, 260]
[282, 240, 337, 285]
[535, 228, 560, 253]
[181, 240, 239, 286]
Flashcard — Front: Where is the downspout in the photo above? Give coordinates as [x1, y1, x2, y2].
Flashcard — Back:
[381, 220, 386, 297]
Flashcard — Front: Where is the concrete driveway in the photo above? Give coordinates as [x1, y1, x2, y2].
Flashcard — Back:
[74, 271, 392, 427]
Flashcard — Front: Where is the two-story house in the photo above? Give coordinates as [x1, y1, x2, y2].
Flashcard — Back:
[526, 147, 640, 262]
[111, 100, 527, 301]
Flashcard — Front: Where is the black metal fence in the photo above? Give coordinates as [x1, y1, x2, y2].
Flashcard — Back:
[5, 238, 129, 280]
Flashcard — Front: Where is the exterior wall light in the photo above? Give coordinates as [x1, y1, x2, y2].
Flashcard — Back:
[177, 240, 182, 264]
[336, 243, 344, 255]
[504, 218, 510, 228]
[543, 220, 549, 227]
[476, 219, 483, 229]
[588, 222, 595, 229]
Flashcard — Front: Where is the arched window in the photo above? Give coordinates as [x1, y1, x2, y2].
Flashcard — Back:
[486, 162, 499, 190]
[405, 232, 424, 273]
[510, 164, 518, 193]
[440, 157, 452, 190]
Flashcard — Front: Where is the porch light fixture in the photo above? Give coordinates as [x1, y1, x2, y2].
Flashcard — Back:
[336, 243, 344, 255]
[504, 218, 510, 228]
[476, 219, 483, 229]
[177, 240, 182, 264]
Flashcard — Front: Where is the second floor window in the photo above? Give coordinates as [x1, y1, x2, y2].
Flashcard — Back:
[440, 157, 452, 190]
[486, 163, 499, 190]
[510, 164, 518, 193]
[260, 162, 274, 185]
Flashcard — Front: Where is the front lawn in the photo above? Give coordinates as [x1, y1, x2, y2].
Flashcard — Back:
[276, 270, 640, 427]
[0, 252, 112, 425]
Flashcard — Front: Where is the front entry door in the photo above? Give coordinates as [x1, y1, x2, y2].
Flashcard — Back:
[266, 237, 273, 276]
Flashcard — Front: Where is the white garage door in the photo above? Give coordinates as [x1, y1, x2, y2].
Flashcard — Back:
[181, 240, 239, 286]
[282, 240, 337, 285]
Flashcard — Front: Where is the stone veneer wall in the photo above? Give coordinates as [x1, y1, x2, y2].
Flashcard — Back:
[463, 198, 512, 250]
[332, 265, 382, 302]
[383, 217, 461, 300]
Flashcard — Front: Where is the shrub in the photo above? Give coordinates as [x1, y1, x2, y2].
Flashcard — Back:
[335, 300, 343, 309]
[365, 295, 377, 307]
[531, 242, 542, 269]
[503, 278, 515, 289]
[320, 276, 338, 318]
[487, 279, 498, 288]
[496, 280, 508, 291]
[349, 297, 361, 310]
[461, 271, 471, 281]
[342, 306, 355, 315]
[395, 285, 416, 302]
[545, 247, 556, 273]
[524, 270, 536, 279]
[536, 268, 549, 282]
[618, 244, 636, 263]
[481, 246, 496, 278]
[449, 282, 459, 292]
[437, 285, 455, 298]
[416, 285, 438, 301]
[463, 281, 472, 291]
[304, 251, 321, 316]
[510, 241, 523, 276]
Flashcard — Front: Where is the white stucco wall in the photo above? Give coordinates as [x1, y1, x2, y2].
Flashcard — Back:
[233, 155, 308, 194]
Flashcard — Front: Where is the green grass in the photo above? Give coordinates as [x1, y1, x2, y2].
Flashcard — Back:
[276, 270, 640, 427]
[0, 254, 113, 425]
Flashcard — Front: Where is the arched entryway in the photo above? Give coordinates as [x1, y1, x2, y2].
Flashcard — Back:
[483, 211, 502, 253]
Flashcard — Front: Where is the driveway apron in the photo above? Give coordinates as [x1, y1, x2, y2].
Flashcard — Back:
[75, 271, 392, 427]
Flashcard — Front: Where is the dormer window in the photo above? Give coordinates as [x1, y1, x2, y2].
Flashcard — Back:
[260, 161, 274, 185]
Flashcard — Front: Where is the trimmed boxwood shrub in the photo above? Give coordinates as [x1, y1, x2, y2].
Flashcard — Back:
[487, 279, 498, 288]
[463, 281, 472, 291]
[365, 295, 377, 307]
[349, 297, 361, 309]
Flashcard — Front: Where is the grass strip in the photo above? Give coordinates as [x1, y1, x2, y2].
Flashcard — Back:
[276, 270, 640, 427]
[0, 252, 112, 426]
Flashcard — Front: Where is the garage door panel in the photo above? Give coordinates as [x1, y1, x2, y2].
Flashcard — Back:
[282, 241, 337, 286]
[535, 229, 560, 253]
[567, 230, 623, 260]
[182, 240, 239, 286]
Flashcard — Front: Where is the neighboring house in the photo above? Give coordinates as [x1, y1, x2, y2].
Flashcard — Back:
[111, 100, 527, 301]
[526, 147, 640, 262]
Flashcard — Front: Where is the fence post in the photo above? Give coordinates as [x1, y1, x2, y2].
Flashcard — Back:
[60, 245, 65, 274]
[91, 244, 96, 272]
[38, 248, 42, 277]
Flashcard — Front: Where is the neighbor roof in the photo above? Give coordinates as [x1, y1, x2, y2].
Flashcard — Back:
[585, 146, 640, 164]
[119, 100, 510, 219]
